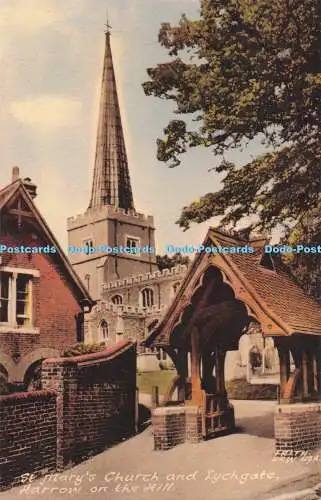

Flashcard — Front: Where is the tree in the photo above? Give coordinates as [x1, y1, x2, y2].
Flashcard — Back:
[156, 252, 190, 271]
[143, 0, 321, 298]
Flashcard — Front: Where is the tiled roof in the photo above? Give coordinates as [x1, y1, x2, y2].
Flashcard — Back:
[144, 228, 321, 346]
[212, 230, 321, 335]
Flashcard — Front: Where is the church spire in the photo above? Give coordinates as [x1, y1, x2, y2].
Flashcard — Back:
[88, 27, 135, 211]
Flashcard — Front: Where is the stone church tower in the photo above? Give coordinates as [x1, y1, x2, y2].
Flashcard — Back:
[67, 28, 157, 300]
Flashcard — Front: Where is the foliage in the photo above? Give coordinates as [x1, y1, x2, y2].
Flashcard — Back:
[0, 380, 26, 395]
[63, 342, 107, 357]
[143, 0, 321, 298]
[156, 252, 190, 271]
[281, 209, 321, 300]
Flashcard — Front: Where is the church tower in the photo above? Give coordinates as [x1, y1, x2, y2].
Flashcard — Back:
[67, 27, 157, 300]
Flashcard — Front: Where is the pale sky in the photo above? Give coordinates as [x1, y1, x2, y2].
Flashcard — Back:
[0, 0, 267, 254]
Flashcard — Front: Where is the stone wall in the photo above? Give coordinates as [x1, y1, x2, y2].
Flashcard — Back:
[0, 390, 57, 490]
[152, 406, 202, 451]
[274, 403, 321, 452]
[85, 265, 188, 348]
[67, 205, 157, 299]
[42, 340, 137, 468]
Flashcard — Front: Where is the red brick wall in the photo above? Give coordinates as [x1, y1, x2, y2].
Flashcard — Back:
[152, 406, 202, 451]
[274, 403, 321, 452]
[0, 232, 82, 363]
[0, 390, 57, 490]
[42, 340, 137, 468]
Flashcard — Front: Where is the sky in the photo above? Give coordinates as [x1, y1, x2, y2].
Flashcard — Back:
[0, 0, 268, 254]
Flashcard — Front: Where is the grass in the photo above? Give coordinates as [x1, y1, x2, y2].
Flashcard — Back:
[137, 372, 278, 400]
[137, 370, 175, 396]
[226, 378, 278, 400]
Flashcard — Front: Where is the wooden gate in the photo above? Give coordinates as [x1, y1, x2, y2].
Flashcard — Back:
[201, 391, 235, 440]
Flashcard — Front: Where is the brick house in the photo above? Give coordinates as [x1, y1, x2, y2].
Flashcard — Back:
[0, 167, 95, 389]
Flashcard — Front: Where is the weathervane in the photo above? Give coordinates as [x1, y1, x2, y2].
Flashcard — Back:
[105, 8, 112, 34]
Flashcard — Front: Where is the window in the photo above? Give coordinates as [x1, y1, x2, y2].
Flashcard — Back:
[84, 274, 91, 292]
[126, 236, 140, 250]
[0, 272, 10, 322]
[99, 319, 108, 339]
[111, 294, 123, 305]
[172, 282, 181, 295]
[141, 288, 154, 308]
[0, 271, 33, 327]
[16, 275, 31, 327]
[84, 239, 93, 253]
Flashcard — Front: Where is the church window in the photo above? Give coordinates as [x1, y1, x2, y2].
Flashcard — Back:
[141, 287, 154, 308]
[84, 239, 94, 253]
[0, 270, 34, 327]
[172, 282, 181, 295]
[99, 319, 108, 339]
[126, 236, 140, 250]
[84, 274, 91, 292]
[111, 294, 123, 305]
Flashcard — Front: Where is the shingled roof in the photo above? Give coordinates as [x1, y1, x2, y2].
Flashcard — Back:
[144, 228, 321, 347]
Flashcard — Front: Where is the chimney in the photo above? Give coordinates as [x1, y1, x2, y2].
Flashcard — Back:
[11, 166, 37, 199]
[12, 166, 20, 182]
[23, 177, 37, 199]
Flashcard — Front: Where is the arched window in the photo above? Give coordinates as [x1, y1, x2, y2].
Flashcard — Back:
[99, 319, 108, 339]
[84, 274, 91, 292]
[111, 294, 123, 305]
[172, 281, 181, 295]
[141, 288, 154, 308]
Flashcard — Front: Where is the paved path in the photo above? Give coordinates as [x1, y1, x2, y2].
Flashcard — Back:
[1, 400, 320, 500]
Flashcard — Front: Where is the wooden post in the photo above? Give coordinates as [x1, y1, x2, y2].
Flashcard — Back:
[302, 351, 309, 398]
[218, 349, 226, 394]
[279, 347, 289, 398]
[190, 326, 202, 405]
[215, 345, 222, 393]
[152, 386, 159, 408]
[312, 352, 318, 393]
[177, 349, 188, 402]
[135, 387, 139, 433]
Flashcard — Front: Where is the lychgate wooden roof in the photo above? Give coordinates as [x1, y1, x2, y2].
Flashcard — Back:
[144, 228, 321, 347]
